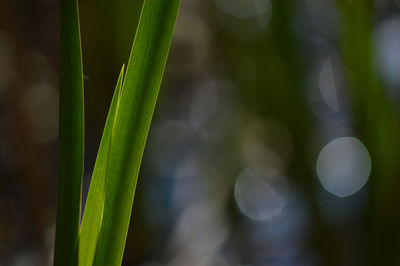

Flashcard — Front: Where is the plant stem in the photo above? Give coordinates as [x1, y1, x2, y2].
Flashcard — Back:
[54, 0, 84, 264]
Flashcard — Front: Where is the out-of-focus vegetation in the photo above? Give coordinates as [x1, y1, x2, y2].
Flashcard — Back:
[1, 0, 400, 265]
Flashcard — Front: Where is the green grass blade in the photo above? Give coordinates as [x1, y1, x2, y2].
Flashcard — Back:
[54, 0, 84, 265]
[79, 65, 125, 266]
[337, 1, 400, 264]
[93, 0, 181, 265]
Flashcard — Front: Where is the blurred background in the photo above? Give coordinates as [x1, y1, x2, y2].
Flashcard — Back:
[2, 0, 400, 265]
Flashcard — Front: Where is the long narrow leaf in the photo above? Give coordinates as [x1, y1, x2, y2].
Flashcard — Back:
[79, 65, 125, 266]
[337, 1, 400, 264]
[54, 0, 84, 265]
[93, 0, 181, 265]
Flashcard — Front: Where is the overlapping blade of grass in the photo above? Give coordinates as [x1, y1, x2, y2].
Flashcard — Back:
[338, 0, 400, 220]
[54, 0, 84, 265]
[91, 0, 181, 265]
[79, 65, 125, 266]
[337, 0, 400, 264]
